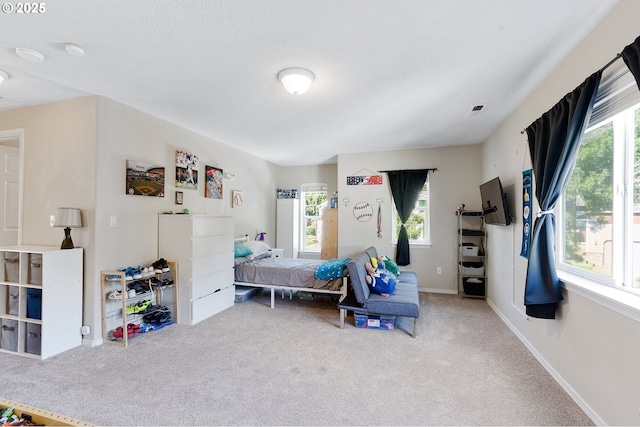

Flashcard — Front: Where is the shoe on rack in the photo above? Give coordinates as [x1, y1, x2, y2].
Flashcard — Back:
[158, 258, 170, 272]
[130, 266, 142, 280]
[105, 273, 123, 281]
[152, 260, 163, 274]
[118, 267, 133, 282]
[126, 299, 152, 314]
[108, 289, 123, 300]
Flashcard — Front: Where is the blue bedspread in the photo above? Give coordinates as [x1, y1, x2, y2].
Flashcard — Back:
[315, 257, 351, 280]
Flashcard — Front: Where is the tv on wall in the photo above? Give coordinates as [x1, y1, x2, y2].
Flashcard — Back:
[479, 177, 512, 226]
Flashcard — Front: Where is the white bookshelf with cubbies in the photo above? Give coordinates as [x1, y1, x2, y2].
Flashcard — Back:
[0, 246, 83, 359]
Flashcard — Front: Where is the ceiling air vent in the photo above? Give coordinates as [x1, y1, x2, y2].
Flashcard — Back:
[468, 104, 485, 117]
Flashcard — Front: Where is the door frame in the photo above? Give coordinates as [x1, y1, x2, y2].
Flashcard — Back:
[0, 128, 24, 245]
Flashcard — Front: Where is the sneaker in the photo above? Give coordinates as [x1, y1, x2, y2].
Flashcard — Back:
[108, 289, 124, 300]
[105, 273, 123, 281]
[130, 266, 142, 280]
[152, 260, 163, 274]
[119, 267, 133, 282]
[158, 258, 170, 272]
[126, 299, 152, 314]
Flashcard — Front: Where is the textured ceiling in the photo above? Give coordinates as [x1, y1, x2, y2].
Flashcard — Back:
[0, 0, 619, 165]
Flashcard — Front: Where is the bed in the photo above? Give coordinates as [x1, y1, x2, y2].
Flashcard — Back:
[233, 238, 349, 313]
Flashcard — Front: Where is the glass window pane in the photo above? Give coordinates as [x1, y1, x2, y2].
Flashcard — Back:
[632, 107, 640, 289]
[302, 190, 327, 251]
[562, 121, 614, 277]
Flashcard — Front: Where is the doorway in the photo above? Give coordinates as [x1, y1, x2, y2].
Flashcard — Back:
[0, 129, 24, 246]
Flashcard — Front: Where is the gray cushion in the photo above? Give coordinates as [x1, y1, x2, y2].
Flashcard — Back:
[365, 273, 419, 318]
[346, 252, 371, 304]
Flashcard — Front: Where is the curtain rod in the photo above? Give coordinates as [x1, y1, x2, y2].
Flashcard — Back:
[520, 54, 624, 135]
[378, 168, 438, 173]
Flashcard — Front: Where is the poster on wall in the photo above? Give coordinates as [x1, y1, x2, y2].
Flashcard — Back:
[175, 150, 198, 190]
[520, 169, 532, 258]
[125, 160, 165, 197]
[205, 166, 223, 199]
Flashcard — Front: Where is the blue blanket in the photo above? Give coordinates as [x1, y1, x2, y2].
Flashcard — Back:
[315, 257, 351, 280]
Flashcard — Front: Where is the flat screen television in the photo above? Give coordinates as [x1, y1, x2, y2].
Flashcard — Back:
[480, 177, 512, 226]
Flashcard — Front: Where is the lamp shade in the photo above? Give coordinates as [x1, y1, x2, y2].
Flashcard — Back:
[278, 68, 314, 95]
[53, 208, 82, 228]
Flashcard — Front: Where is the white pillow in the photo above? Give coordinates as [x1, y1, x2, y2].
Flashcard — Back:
[243, 240, 271, 260]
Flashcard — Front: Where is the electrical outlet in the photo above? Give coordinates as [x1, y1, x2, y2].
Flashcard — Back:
[437, 267, 442, 274]
[49, 215, 55, 227]
[110, 215, 117, 227]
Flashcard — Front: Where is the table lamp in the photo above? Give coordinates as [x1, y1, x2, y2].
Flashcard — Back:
[53, 208, 82, 249]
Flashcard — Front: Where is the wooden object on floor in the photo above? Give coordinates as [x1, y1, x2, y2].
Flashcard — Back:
[0, 398, 92, 426]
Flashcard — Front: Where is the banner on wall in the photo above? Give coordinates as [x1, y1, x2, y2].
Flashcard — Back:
[520, 169, 532, 258]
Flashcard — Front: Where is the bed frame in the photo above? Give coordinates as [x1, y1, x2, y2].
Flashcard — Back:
[233, 236, 348, 315]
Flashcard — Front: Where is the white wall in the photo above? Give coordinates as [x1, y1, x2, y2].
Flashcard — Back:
[91, 97, 278, 342]
[0, 96, 278, 345]
[337, 145, 482, 293]
[483, 1, 640, 424]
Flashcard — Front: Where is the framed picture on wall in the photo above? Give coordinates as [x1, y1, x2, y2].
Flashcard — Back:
[232, 190, 243, 208]
[175, 150, 198, 190]
[205, 166, 223, 199]
[126, 160, 165, 197]
[175, 191, 183, 205]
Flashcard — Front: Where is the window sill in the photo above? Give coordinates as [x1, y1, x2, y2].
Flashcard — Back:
[390, 242, 432, 248]
[558, 270, 640, 323]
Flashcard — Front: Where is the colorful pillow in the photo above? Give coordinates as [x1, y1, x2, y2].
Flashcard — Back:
[380, 256, 399, 276]
[243, 240, 271, 260]
[234, 242, 253, 258]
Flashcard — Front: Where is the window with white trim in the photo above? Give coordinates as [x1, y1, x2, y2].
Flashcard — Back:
[391, 180, 431, 244]
[557, 60, 640, 294]
[301, 183, 327, 252]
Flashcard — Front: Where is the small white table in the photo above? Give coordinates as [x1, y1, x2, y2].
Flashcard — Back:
[269, 248, 284, 258]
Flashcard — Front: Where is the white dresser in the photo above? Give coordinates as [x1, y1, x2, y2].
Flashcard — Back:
[158, 215, 234, 325]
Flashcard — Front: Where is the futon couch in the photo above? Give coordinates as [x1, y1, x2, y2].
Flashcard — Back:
[340, 246, 420, 337]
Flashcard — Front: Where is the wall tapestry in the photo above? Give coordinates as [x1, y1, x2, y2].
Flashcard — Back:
[205, 165, 223, 199]
[175, 150, 198, 190]
[126, 160, 165, 197]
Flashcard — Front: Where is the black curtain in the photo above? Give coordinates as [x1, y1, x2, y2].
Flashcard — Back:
[387, 169, 429, 266]
[622, 35, 640, 90]
[524, 71, 601, 319]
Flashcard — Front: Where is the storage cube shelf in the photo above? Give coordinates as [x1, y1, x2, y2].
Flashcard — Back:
[456, 211, 487, 299]
[0, 246, 83, 359]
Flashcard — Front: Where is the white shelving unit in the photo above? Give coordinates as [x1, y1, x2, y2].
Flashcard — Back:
[0, 246, 83, 359]
[456, 211, 486, 299]
[159, 215, 234, 325]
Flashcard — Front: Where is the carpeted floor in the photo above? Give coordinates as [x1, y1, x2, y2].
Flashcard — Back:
[0, 292, 593, 426]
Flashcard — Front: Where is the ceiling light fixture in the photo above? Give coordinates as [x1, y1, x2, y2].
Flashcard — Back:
[0, 69, 8, 83]
[278, 68, 314, 95]
[15, 47, 44, 62]
[65, 43, 85, 57]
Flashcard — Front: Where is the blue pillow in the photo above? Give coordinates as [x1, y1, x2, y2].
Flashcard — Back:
[234, 242, 253, 258]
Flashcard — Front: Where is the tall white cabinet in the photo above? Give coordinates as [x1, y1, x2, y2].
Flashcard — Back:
[158, 215, 234, 325]
[0, 246, 83, 359]
[276, 198, 299, 258]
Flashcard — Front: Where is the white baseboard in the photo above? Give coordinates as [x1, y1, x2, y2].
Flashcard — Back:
[82, 337, 102, 347]
[486, 298, 603, 426]
[419, 287, 457, 294]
